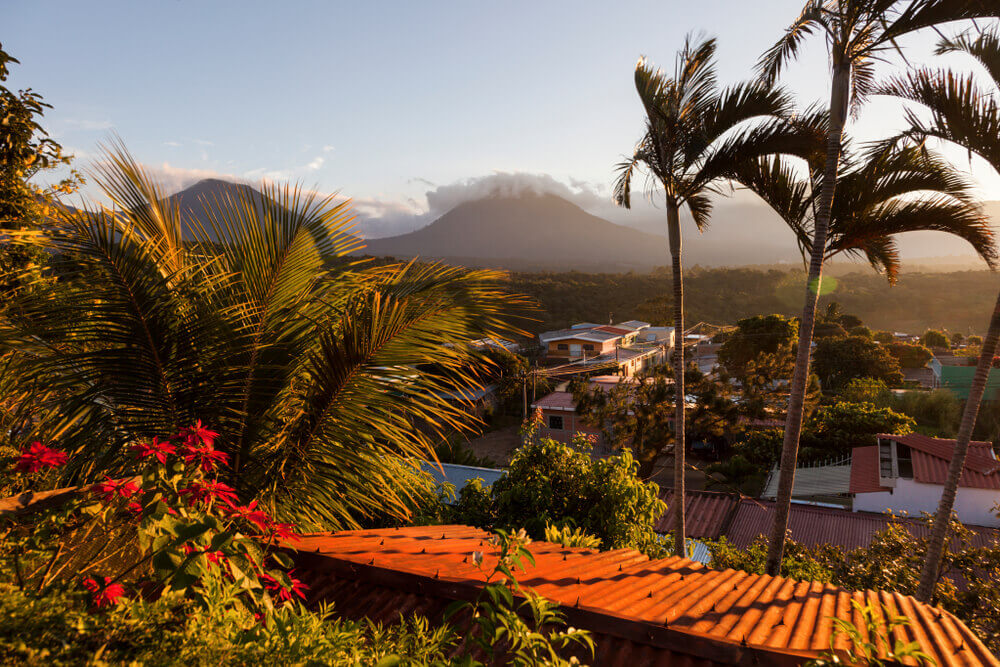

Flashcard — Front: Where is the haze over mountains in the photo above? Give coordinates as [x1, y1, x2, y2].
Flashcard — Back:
[163, 179, 998, 273]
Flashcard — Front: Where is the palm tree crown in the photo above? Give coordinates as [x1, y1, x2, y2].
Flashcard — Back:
[0, 144, 528, 530]
[876, 24, 1000, 602]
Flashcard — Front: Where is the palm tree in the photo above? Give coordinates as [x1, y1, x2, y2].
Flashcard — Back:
[737, 142, 996, 284]
[614, 34, 811, 557]
[0, 143, 528, 530]
[756, 0, 994, 576]
[876, 26, 1000, 601]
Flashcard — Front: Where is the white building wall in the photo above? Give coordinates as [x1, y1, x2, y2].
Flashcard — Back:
[853, 478, 1000, 527]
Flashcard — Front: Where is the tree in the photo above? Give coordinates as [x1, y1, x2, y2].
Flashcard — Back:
[0, 45, 80, 292]
[921, 329, 951, 348]
[878, 24, 1000, 599]
[874, 330, 895, 344]
[968, 335, 983, 346]
[951, 331, 965, 346]
[613, 35, 801, 557]
[801, 402, 915, 460]
[887, 342, 933, 368]
[0, 144, 528, 530]
[840, 377, 893, 406]
[718, 314, 799, 377]
[813, 335, 904, 391]
[756, 0, 994, 575]
[452, 422, 667, 555]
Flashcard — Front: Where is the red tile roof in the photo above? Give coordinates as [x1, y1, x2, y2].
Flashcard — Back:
[290, 525, 998, 666]
[881, 433, 1000, 490]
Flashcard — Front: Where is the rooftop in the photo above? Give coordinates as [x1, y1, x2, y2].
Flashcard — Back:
[851, 434, 1000, 493]
[289, 525, 997, 666]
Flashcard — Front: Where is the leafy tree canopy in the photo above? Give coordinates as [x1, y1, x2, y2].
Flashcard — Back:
[920, 329, 950, 348]
[813, 335, 904, 391]
[887, 342, 933, 369]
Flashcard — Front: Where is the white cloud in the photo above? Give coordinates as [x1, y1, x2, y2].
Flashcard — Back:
[163, 141, 182, 147]
[193, 139, 214, 147]
[322, 145, 336, 153]
[64, 119, 114, 131]
[307, 156, 324, 171]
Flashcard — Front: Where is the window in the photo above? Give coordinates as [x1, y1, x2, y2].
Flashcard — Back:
[547, 415, 564, 430]
[556, 343, 568, 351]
[897, 444, 913, 479]
[879, 439, 894, 479]
[583, 344, 594, 351]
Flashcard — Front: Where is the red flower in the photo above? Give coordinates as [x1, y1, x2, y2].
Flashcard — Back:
[92, 477, 140, 504]
[267, 522, 302, 543]
[178, 480, 238, 507]
[127, 501, 143, 515]
[260, 571, 308, 602]
[177, 420, 219, 448]
[82, 576, 127, 608]
[182, 445, 229, 473]
[130, 437, 176, 465]
[14, 441, 68, 473]
[182, 544, 227, 567]
[227, 500, 269, 530]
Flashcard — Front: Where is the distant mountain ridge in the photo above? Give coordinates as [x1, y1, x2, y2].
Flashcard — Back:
[358, 192, 805, 271]
[160, 180, 998, 272]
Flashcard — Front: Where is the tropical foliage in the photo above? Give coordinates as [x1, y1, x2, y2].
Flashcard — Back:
[448, 418, 668, 557]
[877, 21, 1000, 600]
[756, 0, 996, 576]
[0, 145, 528, 530]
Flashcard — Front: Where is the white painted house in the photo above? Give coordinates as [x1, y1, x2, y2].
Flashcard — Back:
[850, 433, 1000, 527]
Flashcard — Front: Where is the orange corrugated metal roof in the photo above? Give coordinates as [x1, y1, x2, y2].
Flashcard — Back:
[290, 525, 998, 666]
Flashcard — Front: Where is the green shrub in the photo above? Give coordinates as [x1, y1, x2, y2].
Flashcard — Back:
[450, 431, 667, 557]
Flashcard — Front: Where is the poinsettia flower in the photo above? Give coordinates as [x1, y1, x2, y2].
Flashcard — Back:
[182, 445, 229, 473]
[260, 571, 308, 602]
[127, 501, 143, 515]
[92, 477, 140, 504]
[178, 479, 238, 507]
[81, 576, 127, 608]
[130, 436, 176, 465]
[227, 500, 269, 530]
[14, 441, 68, 473]
[177, 420, 219, 448]
[267, 522, 302, 543]
[182, 543, 227, 567]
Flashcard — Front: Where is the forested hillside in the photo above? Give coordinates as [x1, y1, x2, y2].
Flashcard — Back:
[510, 267, 1000, 335]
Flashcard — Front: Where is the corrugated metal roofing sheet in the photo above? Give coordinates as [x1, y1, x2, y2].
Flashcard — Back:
[881, 433, 1000, 490]
[532, 391, 577, 411]
[725, 498, 1000, 552]
[853, 435, 1000, 491]
[656, 490, 740, 539]
[849, 446, 890, 494]
[290, 525, 998, 666]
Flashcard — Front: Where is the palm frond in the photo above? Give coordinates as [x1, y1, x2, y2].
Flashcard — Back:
[937, 26, 1000, 87]
[756, 1, 826, 85]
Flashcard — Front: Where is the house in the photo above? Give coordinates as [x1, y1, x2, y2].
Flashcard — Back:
[531, 375, 624, 447]
[851, 433, 1000, 527]
[538, 321, 674, 376]
[289, 525, 997, 666]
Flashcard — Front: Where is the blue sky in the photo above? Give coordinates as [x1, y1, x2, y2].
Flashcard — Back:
[7, 1, 999, 249]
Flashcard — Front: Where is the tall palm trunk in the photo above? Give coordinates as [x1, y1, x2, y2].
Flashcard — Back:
[764, 63, 850, 576]
[667, 200, 686, 558]
[917, 289, 1000, 600]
